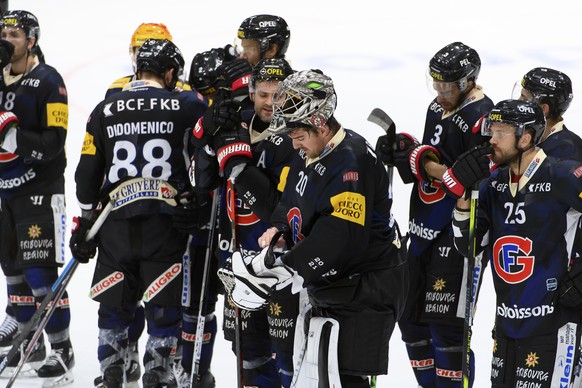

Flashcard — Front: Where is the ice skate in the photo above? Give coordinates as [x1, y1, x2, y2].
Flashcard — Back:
[0, 332, 46, 378]
[38, 340, 75, 387]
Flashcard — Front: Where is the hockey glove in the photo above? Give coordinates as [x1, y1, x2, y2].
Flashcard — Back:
[0, 39, 14, 68]
[391, 133, 421, 183]
[559, 261, 582, 310]
[0, 111, 19, 144]
[408, 144, 441, 182]
[216, 59, 252, 100]
[69, 216, 98, 263]
[191, 99, 242, 148]
[247, 247, 294, 291]
[212, 123, 252, 177]
[171, 190, 211, 234]
[229, 250, 277, 311]
[441, 145, 492, 200]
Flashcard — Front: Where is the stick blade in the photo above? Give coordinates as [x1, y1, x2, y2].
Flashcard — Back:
[367, 108, 395, 136]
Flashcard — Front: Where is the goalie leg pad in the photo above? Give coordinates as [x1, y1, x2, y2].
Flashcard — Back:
[292, 317, 342, 388]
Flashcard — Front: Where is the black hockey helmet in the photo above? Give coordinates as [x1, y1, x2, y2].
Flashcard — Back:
[250, 57, 293, 92]
[237, 15, 290, 57]
[189, 46, 237, 96]
[0, 10, 40, 44]
[520, 67, 573, 118]
[486, 99, 546, 145]
[136, 39, 184, 88]
[428, 42, 480, 89]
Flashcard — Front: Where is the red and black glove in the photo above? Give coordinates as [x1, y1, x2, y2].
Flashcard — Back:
[191, 99, 242, 148]
[216, 59, 252, 100]
[69, 216, 97, 263]
[213, 123, 252, 177]
[408, 145, 441, 182]
[441, 145, 492, 199]
[391, 133, 421, 183]
[0, 111, 19, 143]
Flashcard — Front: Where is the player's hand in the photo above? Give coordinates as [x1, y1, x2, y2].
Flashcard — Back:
[171, 191, 210, 235]
[441, 145, 492, 199]
[389, 133, 420, 183]
[0, 40, 14, 68]
[69, 216, 97, 263]
[0, 111, 19, 142]
[559, 261, 582, 310]
[212, 123, 252, 177]
[216, 59, 252, 100]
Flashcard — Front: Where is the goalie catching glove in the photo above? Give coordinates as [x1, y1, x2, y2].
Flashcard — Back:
[441, 145, 492, 199]
[223, 248, 295, 311]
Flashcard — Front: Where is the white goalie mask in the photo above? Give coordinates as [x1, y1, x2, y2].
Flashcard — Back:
[268, 69, 337, 134]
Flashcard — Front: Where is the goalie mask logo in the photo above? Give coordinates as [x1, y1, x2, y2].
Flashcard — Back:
[492, 235, 535, 284]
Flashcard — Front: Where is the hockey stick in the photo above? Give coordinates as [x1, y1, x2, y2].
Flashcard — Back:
[226, 178, 244, 388]
[462, 187, 479, 388]
[191, 187, 220, 387]
[0, 177, 180, 383]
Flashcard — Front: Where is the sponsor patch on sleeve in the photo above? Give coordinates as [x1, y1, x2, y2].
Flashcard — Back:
[329, 191, 366, 226]
[81, 132, 96, 155]
[277, 166, 290, 192]
[46, 102, 69, 129]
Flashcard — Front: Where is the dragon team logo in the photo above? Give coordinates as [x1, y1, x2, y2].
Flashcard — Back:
[287, 207, 305, 243]
[492, 235, 535, 284]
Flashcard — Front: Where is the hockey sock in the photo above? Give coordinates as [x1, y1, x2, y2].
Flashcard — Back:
[128, 303, 145, 344]
[181, 312, 217, 374]
[243, 358, 281, 388]
[143, 335, 177, 383]
[6, 277, 36, 324]
[98, 328, 128, 371]
[405, 339, 436, 388]
[435, 345, 474, 388]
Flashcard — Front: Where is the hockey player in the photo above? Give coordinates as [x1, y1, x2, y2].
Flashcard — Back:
[188, 45, 239, 101]
[512, 67, 582, 162]
[236, 14, 290, 67]
[376, 42, 493, 387]
[0, 36, 17, 353]
[105, 22, 190, 98]
[189, 58, 297, 387]
[235, 69, 408, 388]
[70, 38, 207, 388]
[451, 99, 582, 387]
[0, 10, 74, 386]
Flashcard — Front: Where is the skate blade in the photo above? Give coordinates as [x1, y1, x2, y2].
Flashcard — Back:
[42, 370, 74, 387]
[0, 361, 44, 378]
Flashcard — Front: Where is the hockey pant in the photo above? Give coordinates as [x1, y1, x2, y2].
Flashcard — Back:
[400, 319, 474, 388]
[492, 323, 581, 388]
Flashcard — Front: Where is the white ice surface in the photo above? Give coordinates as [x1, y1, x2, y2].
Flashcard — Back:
[2, 0, 582, 386]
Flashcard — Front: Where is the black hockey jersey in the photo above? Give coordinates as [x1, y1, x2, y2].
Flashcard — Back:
[193, 109, 296, 262]
[409, 87, 493, 255]
[454, 149, 582, 338]
[272, 127, 400, 288]
[0, 62, 68, 197]
[75, 80, 207, 213]
[539, 121, 582, 162]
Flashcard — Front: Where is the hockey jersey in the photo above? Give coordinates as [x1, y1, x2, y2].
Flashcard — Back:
[454, 149, 582, 338]
[75, 80, 207, 214]
[409, 86, 493, 255]
[271, 127, 400, 288]
[209, 109, 296, 261]
[0, 61, 68, 198]
[539, 120, 582, 162]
